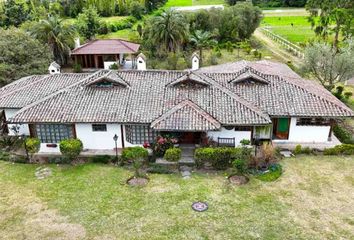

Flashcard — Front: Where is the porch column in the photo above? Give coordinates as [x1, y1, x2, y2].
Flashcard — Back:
[119, 54, 124, 65]
[94, 55, 99, 69]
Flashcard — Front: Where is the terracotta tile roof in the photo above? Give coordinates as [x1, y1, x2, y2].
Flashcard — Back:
[151, 100, 221, 131]
[71, 39, 140, 55]
[2, 61, 352, 130]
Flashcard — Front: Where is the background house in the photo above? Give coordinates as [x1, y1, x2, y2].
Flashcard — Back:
[71, 39, 140, 70]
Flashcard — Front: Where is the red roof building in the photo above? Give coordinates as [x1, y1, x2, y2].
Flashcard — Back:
[71, 39, 140, 69]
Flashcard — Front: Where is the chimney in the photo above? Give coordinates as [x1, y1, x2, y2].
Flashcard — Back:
[136, 53, 147, 71]
[191, 52, 200, 70]
[48, 62, 61, 75]
[74, 37, 81, 49]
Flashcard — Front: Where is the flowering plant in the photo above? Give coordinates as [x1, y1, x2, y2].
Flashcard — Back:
[151, 135, 178, 157]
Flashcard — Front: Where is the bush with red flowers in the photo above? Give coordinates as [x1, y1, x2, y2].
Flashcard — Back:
[151, 135, 178, 157]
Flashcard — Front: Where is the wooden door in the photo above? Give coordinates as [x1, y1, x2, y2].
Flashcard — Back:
[273, 118, 290, 140]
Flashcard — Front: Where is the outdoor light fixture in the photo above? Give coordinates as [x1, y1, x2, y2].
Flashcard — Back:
[113, 134, 119, 164]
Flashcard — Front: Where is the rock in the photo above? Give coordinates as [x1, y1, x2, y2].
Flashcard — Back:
[35, 167, 52, 179]
[181, 171, 191, 177]
[229, 175, 249, 185]
[127, 177, 148, 186]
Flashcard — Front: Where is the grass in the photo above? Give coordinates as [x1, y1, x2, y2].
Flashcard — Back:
[0, 155, 354, 239]
[261, 16, 315, 44]
[165, 0, 224, 7]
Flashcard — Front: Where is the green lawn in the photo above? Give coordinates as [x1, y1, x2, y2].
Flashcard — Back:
[1, 155, 354, 239]
[261, 16, 315, 44]
[165, 0, 224, 7]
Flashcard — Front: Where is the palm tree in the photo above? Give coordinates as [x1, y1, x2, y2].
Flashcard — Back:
[29, 15, 77, 65]
[149, 9, 189, 53]
[190, 30, 217, 65]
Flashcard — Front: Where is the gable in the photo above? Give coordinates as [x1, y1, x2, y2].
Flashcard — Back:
[86, 71, 129, 88]
[229, 66, 270, 84]
[167, 72, 210, 88]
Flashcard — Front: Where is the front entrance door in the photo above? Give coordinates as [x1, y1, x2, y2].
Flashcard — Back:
[179, 132, 201, 144]
[273, 118, 290, 139]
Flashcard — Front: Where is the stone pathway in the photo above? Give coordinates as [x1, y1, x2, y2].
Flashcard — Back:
[180, 166, 192, 179]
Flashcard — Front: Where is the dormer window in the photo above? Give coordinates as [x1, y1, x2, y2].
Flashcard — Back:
[167, 72, 210, 88]
[87, 71, 129, 88]
[229, 66, 270, 85]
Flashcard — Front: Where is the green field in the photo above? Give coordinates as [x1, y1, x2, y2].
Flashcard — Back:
[165, 0, 224, 7]
[261, 16, 315, 44]
[1, 155, 354, 239]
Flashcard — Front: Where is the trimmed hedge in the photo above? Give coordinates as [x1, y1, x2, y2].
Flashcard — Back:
[195, 147, 248, 170]
[164, 148, 181, 162]
[333, 125, 354, 144]
[59, 139, 83, 162]
[324, 144, 354, 155]
[121, 147, 148, 162]
[25, 137, 40, 155]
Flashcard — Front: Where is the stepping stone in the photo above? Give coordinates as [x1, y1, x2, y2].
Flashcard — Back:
[280, 150, 293, 158]
[35, 167, 52, 179]
[181, 171, 191, 177]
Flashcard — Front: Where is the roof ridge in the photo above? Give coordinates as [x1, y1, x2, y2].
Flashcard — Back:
[11, 71, 106, 120]
[199, 73, 271, 123]
[117, 39, 136, 53]
[151, 99, 221, 129]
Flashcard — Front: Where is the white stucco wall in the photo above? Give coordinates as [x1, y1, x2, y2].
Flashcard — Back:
[75, 123, 123, 150]
[286, 117, 330, 142]
[4, 109, 30, 136]
[207, 127, 252, 147]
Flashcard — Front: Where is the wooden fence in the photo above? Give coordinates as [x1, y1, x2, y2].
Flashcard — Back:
[260, 27, 305, 59]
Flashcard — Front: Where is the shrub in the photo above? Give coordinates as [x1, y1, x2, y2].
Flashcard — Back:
[122, 147, 148, 178]
[59, 139, 83, 162]
[333, 125, 354, 144]
[194, 147, 215, 168]
[25, 137, 40, 162]
[73, 63, 82, 73]
[151, 135, 178, 158]
[240, 139, 251, 146]
[344, 92, 353, 100]
[164, 148, 181, 162]
[195, 147, 249, 170]
[260, 142, 277, 166]
[293, 144, 302, 155]
[256, 163, 282, 182]
[121, 147, 148, 162]
[98, 22, 110, 34]
[130, 1, 144, 20]
[301, 147, 312, 154]
[109, 63, 119, 70]
[324, 144, 354, 155]
[232, 158, 248, 175]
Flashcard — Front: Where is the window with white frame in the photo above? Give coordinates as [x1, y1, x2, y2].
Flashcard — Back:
[92, 124, 107, 132]
[125, 125, 159, 144]
[35, 124, 73, 143]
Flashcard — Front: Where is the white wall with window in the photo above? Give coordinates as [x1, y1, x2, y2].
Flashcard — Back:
[4, 109, 29, 136]
[207, 126, 252, 147]
[76, 123, 122, 150]
[286, 117, 331, 142]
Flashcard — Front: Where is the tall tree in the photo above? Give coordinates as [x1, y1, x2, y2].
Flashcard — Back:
[147, 9, 189, 52]
[0, 0, 31, 27]
[303, 39, 354, 90]
[0, 28, 52, 86]
[307, 0, 354, 49]
[28, 15, 76, 64]
[76, 6, 101, 40]
[190, 30, 217, 66]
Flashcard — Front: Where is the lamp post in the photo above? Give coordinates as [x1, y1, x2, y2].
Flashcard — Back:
[22, 134, 29, 162]
[113, 134, 118, 164]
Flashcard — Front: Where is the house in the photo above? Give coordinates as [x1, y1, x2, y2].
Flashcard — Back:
[71, 39, 140, 70]
[0, 60, 352, 153]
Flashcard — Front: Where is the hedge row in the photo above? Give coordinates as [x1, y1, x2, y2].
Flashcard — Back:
[323, 144, 354, 155]
[195, 147, 250, 170]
